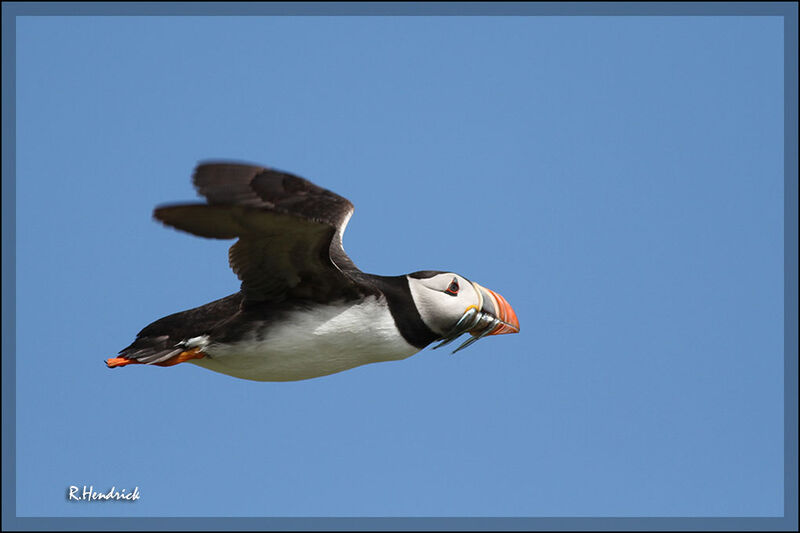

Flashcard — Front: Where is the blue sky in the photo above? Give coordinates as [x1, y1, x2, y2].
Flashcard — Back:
[14, 15, 784, 517]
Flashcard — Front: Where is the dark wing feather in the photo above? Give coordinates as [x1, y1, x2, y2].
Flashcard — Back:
[154, 162, 362, 303]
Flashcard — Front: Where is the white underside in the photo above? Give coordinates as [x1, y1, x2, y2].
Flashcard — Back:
[190, 296, 421, 381]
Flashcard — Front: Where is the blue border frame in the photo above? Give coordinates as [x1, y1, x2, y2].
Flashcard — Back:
[3, 2, 797, 531]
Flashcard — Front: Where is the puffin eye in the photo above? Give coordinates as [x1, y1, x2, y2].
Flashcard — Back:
[444, 278, 459, 296]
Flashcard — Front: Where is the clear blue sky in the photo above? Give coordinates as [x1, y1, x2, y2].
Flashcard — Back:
[15, 15, 784, 517]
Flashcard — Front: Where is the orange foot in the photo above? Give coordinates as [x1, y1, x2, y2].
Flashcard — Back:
[105, 347, 206, 369]
[106, 357, 135, 368]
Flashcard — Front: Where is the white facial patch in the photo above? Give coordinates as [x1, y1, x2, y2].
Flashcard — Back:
[406, 273, 481, 335]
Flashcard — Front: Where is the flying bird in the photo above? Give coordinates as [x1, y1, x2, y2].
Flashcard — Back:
[107, 162, 519, 381]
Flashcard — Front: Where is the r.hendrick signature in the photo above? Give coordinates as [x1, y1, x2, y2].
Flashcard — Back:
[67, 485, 140, 502]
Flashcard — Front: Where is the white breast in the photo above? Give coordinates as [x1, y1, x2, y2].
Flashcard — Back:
[192, 296, 420, 381]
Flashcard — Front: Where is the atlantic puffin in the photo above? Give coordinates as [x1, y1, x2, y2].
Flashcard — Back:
[107, 162, 519, 381]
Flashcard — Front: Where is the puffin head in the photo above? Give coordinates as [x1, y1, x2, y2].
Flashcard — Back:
[406, 271, 520, 353]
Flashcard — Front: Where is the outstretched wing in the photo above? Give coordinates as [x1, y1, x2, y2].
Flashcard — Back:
[154, 162, 363, 304]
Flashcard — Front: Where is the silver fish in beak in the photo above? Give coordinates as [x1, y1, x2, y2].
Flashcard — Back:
[432, 282, 520, 354]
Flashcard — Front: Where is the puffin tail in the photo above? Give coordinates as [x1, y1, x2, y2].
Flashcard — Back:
[107, 335, 207, 369]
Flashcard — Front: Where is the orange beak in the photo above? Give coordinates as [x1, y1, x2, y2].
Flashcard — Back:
[472, 283, 520, 336]
[432, 282, 520, 354]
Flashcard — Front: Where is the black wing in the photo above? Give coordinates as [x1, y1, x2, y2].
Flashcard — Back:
[154, 162, 363, 304]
